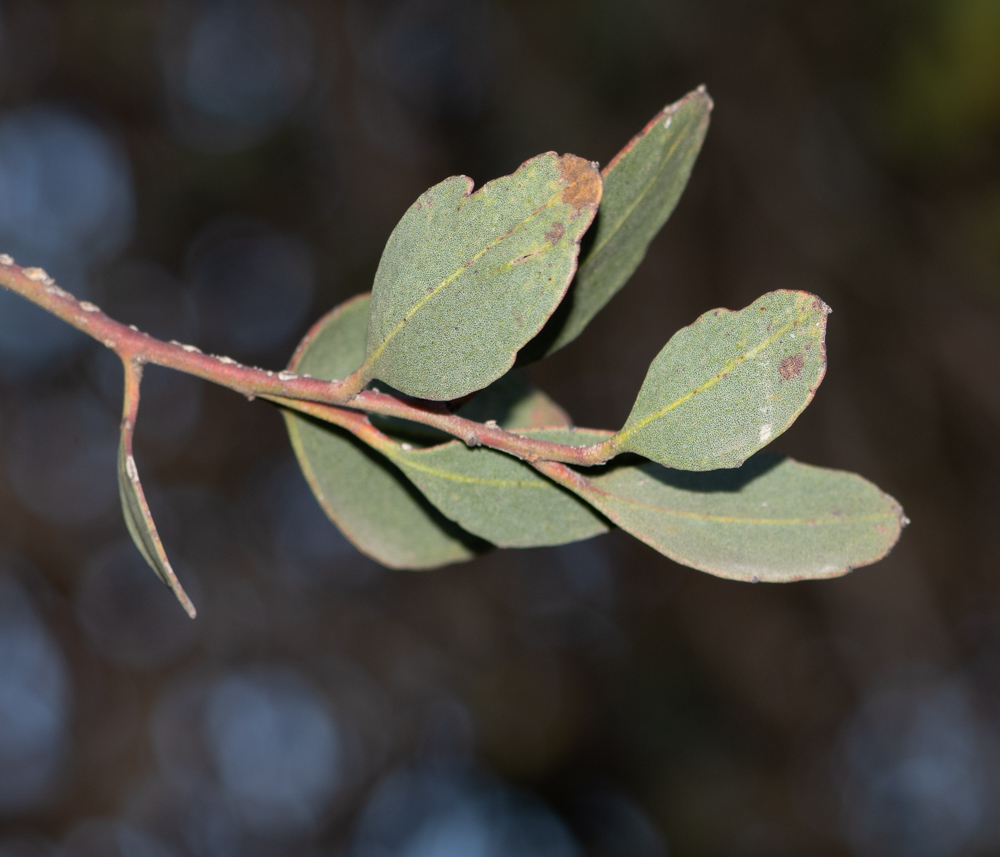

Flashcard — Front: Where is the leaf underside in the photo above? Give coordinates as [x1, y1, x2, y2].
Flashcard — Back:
[384, 441, 609, 549]
[285, 294, 580, 566]
[286, 294, 482, 569]
[616, 290, 830, 470]
[529, 430, 906, 582]
[365, 152, 601, 400]
[586, 454, 906, 581]
[525, 87, 712, 360]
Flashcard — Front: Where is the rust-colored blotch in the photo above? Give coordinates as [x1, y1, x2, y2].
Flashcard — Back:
[779, 352, 805, 381]
[558, 154, 602, 212]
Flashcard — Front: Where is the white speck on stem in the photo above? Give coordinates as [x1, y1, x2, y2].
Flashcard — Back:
[401, 443, 413, 451]
[125, 455, 139, 483]
[758, 424, 772, 443]
[0, 254, 13, 265]
[22, 267, 50, 281]
[215, 355, 237, 365]
[129, 325, 140, 332]
[277, 371, 297, 381]
[79, 301, 100, 313]
[484, 420, 498, 428]
[664, 116, 673, 129]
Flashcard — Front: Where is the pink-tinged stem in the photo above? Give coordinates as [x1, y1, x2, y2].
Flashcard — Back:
[0, 258, 615, 466]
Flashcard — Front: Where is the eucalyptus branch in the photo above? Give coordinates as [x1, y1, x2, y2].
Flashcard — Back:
[0, 88, 906, 619]
[0, 257, 613, 466]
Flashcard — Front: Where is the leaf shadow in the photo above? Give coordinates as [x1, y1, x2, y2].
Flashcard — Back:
[515, 207, 602, 365]
[595, 451, 786, 493]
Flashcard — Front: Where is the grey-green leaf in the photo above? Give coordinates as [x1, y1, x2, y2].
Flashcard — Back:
[526, 88, 712, 358]
[285, 294, 484, 568]
[551, 451, 906, 582]
[612, 291, 829, 470]
[363, 152, 602, 400]
[383, 440, 608, 549]
[118, 369, 196, 618]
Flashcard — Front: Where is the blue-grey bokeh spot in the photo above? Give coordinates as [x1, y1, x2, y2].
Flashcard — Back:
[352, 767, 579, 857]
[205, 666, 341, 833]
[0, 105, 134, 375]
[0, 574, 69, 814]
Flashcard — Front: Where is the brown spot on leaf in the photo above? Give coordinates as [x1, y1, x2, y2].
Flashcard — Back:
[544, 222, 565, 245]
[558, 155, 602, 212]
[779, 353, 805, 381]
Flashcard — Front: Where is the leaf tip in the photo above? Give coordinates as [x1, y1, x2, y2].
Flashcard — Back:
[693, 84, 714, 111]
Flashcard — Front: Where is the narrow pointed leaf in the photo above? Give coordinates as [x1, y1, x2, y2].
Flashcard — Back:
[540, 447, 906, 582]
[526, 88, 712, 358]
[118, 366, 196, 618]
[363, 152, 602, 400]
[285, 295, 483, 568]
[381, 440, 608, 549]
[612, 291, 829, 470]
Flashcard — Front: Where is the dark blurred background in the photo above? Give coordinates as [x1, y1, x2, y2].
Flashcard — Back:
[0, 0, 999, 854]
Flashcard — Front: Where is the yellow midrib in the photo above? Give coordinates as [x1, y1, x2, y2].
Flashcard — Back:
[386, 447, 548, 489]
[613, 305, 810, 447]
[364, 181, 570, 370]
[579, 119, 689, 272]
[594, 490, 893, 525]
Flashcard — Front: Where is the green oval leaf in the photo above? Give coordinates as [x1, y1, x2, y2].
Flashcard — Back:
[382, 441, 609, 549]
[118, 365, 196, 618]
[546, 452, 906, 582]
[286, 295, 484, 568]
[612, 291, 829, 470]
[363, 152, 602, 400]
[525, 88, 712, 359]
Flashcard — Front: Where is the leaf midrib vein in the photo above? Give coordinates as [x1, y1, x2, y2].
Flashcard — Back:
[592, 488, 894, 525]
[615, 305, 813, 446]
[579, 119, 690, 274]
[366, 184, 570, 369]
[387, 449, 547, 489]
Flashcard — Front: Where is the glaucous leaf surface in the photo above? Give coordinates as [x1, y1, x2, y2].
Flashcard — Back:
[528, 88, 712, 358]
[613, 291, 829, 470]
[560, 451, 906, 582]
[118, 380, 196, 617]
[284, 294, 482, 568]
[363, 153, 601, 400]
[381, 442, 608, 549]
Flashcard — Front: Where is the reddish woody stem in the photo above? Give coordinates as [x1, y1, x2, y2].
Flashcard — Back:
[0, 258, 617, 466]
